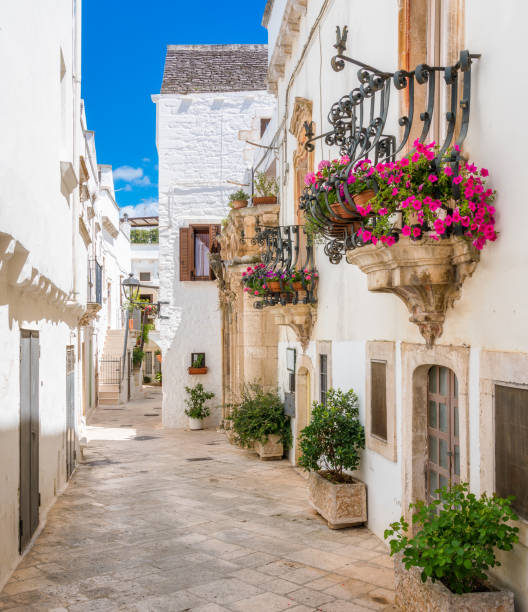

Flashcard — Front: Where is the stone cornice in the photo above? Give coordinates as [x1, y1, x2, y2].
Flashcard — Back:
[266, 0, 307, 94]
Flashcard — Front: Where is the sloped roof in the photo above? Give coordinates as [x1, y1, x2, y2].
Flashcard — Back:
[160, 44, 268, 94]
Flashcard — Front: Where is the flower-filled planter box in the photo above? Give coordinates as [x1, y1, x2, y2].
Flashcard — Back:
[308, 471, 367, 529]
[188, 367, 208, 375]
[254, 434, 283, 461]
[394, 553, 514, 612]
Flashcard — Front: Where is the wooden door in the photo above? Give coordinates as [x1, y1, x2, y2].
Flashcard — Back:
[426, 365, 459, 502]
[66, 346, 76, 479]
[19, 330, 39, 552]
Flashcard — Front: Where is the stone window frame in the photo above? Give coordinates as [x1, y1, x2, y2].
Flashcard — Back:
[479, 351, 528, 540]
[366, 341, 397, 462]
[401, 342, 470, 518]
[316, 341, 332, 406]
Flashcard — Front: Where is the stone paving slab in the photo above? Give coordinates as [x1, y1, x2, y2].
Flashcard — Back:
[0, 389, 396, 611]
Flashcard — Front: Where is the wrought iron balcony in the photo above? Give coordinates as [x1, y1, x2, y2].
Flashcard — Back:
[300, 25, 480, 263]
[87, 259, 102, 305]
[251, 225, 317, 309]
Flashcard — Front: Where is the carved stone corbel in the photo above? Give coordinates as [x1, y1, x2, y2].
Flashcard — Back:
[272, 303, 317, 351]
[346, 237, 479, 346]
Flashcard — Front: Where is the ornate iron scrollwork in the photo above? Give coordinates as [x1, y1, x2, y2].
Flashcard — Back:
[300, 25, 480, 263]
[251, 225, 317, 309]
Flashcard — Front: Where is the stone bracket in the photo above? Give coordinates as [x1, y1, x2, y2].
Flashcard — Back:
[346, 237, 480, 346]
[271, 303, 317, 351]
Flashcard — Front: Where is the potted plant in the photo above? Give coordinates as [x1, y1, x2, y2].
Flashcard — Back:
[299, 388, 366, 529]
[384, 483, 518, 611]
[229, 189, 250, 210]
[290, 268, 318, 292]
[253, 172, 279, 205]
[184, 383, 215, 430]
[154, 371, 162, 384]
[132, 346, 144, 370]
[188, 353, 208, 375]
[231, 383, 292, 460]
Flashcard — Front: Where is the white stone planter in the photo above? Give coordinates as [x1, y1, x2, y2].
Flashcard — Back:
[189, 418, 203, 430]
[254, 434, 283, 460]
[308, 471, 367, 529]
[394, 552, 514, 611]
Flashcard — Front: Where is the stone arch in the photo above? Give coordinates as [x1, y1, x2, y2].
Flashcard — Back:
[293, 353, 314, 465]
[401, 343, 470, 523]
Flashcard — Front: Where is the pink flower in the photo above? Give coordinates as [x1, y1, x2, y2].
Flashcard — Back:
[461, 216, 470, 227]
[262, 284, 267, 289]
[318, 160, 331, 171]
[454, 144, 461, 152]
[347, 174, 356, 184]
[487, 206, 496, 215]
[412, 152, 420, 163]
[362, 230, 372, 241]
[466, 163, 477, 173]
[392, 188, 399, 196]
[242, 272, 246, 277]
[468, 201, 476, 212]
[402, 225, 411, 236]
[378, 208, 388, 216]
[464, 187, 475, 199]
[480, 168, 489, 177]
[243, 287, 249, 292]
[453, 176, 463, 185]
[434, 219, 445, 235]
[340, 155, 350, 165]
[304, 172, 316, 186]
[412, 199, 422, 211]
[444, 166, 453, 176]
[428, 174, 438, 183]
[412, 226, 421, 238]
[453, 209, 462, 222]
[305, 275, 312, 280]
[401, 158, 410, 167]
[444, 215, 453, 227]
[385, 235, 396, 246]
[254, 290, 259, 296]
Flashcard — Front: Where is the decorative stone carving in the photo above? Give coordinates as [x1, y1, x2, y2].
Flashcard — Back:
[79, 303, 101, 326]
[290, 98, 313, 224]
[308, 472, 367, 529]
[346, 237, 480, 346]
[394, 553, 514, 612]
[272, 303, 316, 351]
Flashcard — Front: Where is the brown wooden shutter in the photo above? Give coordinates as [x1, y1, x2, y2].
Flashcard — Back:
[179, 227, 192, 281]
[209, 224, 221, 280]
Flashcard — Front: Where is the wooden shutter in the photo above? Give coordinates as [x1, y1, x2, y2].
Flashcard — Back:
[209, 224, 221, 280]
[179, 227, 192, 281]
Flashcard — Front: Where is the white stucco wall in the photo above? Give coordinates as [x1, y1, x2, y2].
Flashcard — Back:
[155, 90, 275, 428]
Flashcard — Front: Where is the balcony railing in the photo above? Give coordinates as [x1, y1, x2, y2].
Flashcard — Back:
[251, 224, 317, 309]
[87, 259, 102, 305]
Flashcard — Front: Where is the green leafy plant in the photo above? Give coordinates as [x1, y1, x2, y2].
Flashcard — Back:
[154, 371, 162, 383]
[298, 388, 365, 482]
[132, 346, 144, 367]
[184, 383, 215, 420]
[143, 376, 151, 384]
[192, 354, 205, 368]
[130, 228, 159, 244]
[142, 322, 154, 345]
[228, 189, 249, 205]
[254, 172, 278, 197]
[231, 382, 292, 449]
[384, 483, 519, 594]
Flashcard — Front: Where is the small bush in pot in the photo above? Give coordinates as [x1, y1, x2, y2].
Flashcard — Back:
[184, 383, 215, 430]
[231, 383, 291, 457]
[253, 172, 278, 204]
[228, 189, 249, 209]
[299, 389, 367, 528]
[299, 388, 365, 482]
[384, 483, 519, 595]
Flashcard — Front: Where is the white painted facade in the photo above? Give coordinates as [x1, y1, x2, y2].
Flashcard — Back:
[264, 0, 528, 607]
[154, 78, 275, 428]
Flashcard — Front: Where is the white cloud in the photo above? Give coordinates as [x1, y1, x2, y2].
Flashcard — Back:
[113, 165, 152, 187]
[142, 157, 151, 163]
[120, 199, 158, 219]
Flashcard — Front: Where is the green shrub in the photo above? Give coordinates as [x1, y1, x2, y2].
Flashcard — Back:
[192, 354, 204, 368]
[384, 483, 519, 594]
[231, 383, 291, 449]
[132, 346, 144, 367]
[298, 388, 365, 482]
[154, 371, 162, 383]
[184, 383, 215, 420]
[254, 172, 278, 197]
[143, 376, 151, 384]
[228, 189, 249, 204]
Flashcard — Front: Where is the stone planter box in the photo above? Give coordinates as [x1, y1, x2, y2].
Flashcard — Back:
[394, 552, 514, 611]
[254, 434, 283, 460]
[308, 471, 367, 529]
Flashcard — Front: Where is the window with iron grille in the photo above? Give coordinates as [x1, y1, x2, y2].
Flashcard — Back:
[320, 354, 328, 405]
[371, 360, 387, 441]
[139, 272, 151, 282]
[495, 384, 528, 519]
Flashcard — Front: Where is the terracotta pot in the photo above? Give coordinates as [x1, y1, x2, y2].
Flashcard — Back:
[308, 471, 367, 529]
[267, 280, 282, 292]
[156, 354, 162, 362]
[252, 196, 277, 205]
[354, 188, 375, 207]
[292, 281, 304, 291]
[328, 189, 375, 220]
[188, 367, 208, 375]
[189, 418, 203, 431]
[230, 199, 248, 209]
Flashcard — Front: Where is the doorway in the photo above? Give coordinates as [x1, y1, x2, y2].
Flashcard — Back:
[66, 346, 76, 479]
[19, 330, 39, 552]
[426, 365, 460, 502]
[294, 367, 311, 464]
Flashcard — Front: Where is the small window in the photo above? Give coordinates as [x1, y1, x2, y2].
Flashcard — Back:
[371, 360, 387, 441]
[260, 118, 271, 137]
[139, 272, 151, 282]
[320, 354, 328, 405]
[495, 384, 528, 519]
[139, 294, 153, 303]
[179, 225, 221, 281]
[194, 229, 210, 279]
[289, 372, 295, 394]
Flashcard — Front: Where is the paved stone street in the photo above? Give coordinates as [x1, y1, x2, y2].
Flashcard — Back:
[0, 390, 396, 611]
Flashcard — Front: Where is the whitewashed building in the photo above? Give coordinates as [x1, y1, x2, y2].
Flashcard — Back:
[153, 45, 275, 427]
[218, 0, 528, 607]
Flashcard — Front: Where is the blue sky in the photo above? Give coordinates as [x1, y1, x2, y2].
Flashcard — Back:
[82, 0, 269, 217]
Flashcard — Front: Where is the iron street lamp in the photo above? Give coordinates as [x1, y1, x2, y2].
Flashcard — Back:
[121, 273, 141, 303]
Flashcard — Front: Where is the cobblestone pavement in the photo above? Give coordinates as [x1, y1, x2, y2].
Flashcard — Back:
[0, 388, 396, 611]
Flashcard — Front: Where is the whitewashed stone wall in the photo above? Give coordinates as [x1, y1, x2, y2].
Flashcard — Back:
[154, 90, 275, 428]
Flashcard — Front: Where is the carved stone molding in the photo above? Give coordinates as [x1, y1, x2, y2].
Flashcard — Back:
[271, 303, 317, 351]
[79, 303, 101, 326]
[346, 237, 479, 346]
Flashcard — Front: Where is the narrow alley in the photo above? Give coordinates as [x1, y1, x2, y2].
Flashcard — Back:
[0, 390, 395, 612]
